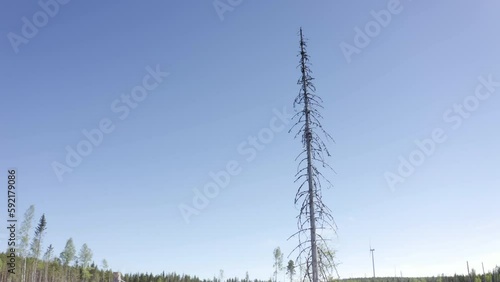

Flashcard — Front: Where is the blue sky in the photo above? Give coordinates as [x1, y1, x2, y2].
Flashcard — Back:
[1, 0, 499, 280]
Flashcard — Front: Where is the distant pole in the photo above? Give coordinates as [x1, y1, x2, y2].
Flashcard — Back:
[467, 261, 472, 282]
[482, 263, 486, 282]
[370, 248, 376, 279]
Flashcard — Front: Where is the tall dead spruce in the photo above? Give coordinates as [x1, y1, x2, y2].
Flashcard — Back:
[289, 28, 338, 282]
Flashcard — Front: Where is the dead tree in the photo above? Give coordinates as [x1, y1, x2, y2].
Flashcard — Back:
[289, 28, 338, 282]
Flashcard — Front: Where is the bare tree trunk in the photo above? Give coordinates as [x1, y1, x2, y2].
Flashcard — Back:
[22, 258, 27, 282]
[31, 260, 38, 282]
[44, 262, 48, 282]
[291, 28, 337, 282]
[300, 27, 319, 282]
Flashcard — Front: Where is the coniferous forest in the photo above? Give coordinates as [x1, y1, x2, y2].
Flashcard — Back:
[1, 249, 499, 282]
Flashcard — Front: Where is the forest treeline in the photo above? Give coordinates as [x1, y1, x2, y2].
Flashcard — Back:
[1, 205, 111, 282]
[2, 257, 497, 282]
[341, 270, 500, 282]
[2, 248, 499, 282]
[0, 252, 114, 282]
[2, 205, 498, 282]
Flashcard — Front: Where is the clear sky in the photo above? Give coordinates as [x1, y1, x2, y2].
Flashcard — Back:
[1, 0, 499, 280]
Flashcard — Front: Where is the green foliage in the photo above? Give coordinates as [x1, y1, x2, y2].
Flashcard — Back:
[43, 244, 54, 261]
[18, 205, 35, 257]
[60, 238, 76, 266]
[81, 267, 92, 281]
[18, 205, 35, 282]
[78, 243, 93, 268]
[1, 257, 498, 282]
[101, 259, 108, 270]
[287, 260, 296, 282]
[34, 214, 47, 237]
[337, 274, 500, 282]
[273, 247, 284, 282]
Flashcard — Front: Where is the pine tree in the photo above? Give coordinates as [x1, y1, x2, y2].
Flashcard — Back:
[30, 214, 47, 282]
